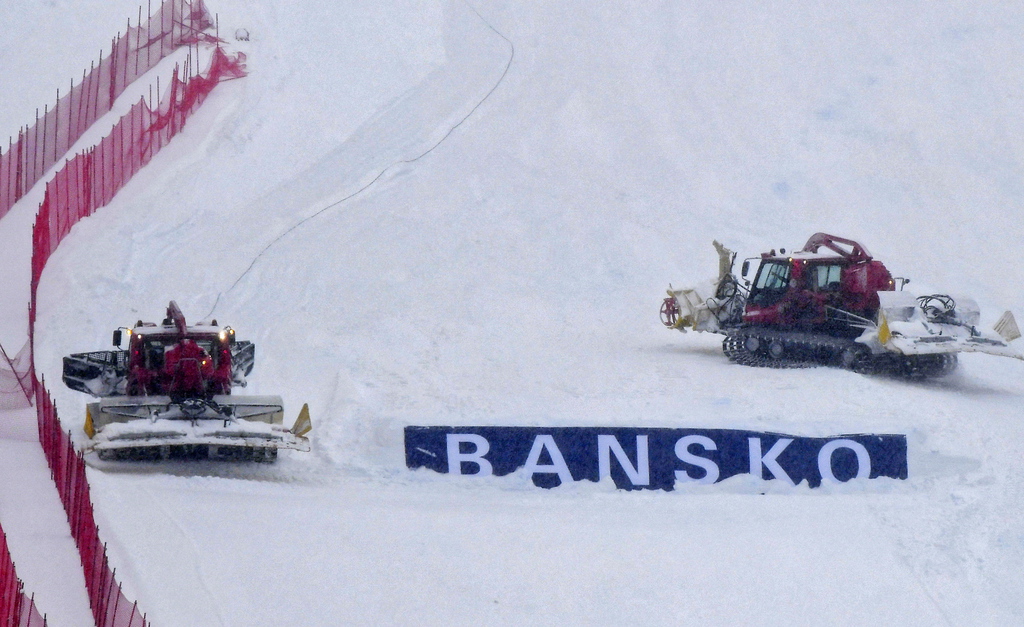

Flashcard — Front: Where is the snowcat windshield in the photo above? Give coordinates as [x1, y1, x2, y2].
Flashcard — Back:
[750, 261, 792, 306]
[141, 337, 218, 370]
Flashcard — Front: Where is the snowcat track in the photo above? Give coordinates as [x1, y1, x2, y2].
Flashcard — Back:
[722, 329, 849, 369]
[722, 328, 958, 378]
[854, 351, 958, 379]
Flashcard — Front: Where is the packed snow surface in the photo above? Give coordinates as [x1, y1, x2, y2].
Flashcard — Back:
[4, 0, 1024, 625]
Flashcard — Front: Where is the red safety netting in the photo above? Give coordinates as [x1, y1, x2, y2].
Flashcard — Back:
[25, 44, 245, 627]
[30, 45, 246, 310]
[0, 3, 243, 625]
[0, 528, 47, 627]
[0, 342, 40, 624]
[0, 0, 214, 221]
[36, 384, 146, 627]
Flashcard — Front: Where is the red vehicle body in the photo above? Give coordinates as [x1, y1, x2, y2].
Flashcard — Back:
[742, 233, 895, 332]
[123, 301, 234, 397]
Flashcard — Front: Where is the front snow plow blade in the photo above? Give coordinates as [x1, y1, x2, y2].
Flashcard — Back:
[880, 321, 1023, 359]
[871, 292, 1024, 361]
[85, 395, 311, 462]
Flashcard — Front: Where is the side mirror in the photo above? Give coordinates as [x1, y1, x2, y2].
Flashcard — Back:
[741, 260, 750, 278]
[112, 329, 123, 347]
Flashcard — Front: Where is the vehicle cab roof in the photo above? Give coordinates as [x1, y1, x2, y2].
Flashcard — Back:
[131, 324, 223, 337]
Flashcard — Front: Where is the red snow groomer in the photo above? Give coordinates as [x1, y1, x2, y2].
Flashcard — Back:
[62, 301, 311, 462]
[660, 233, 1023, 377]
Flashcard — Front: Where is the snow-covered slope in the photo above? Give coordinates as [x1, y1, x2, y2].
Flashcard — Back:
[11, 1, 1024, 625]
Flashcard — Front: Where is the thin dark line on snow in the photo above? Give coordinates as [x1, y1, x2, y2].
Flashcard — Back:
[205, 2, 514, 320]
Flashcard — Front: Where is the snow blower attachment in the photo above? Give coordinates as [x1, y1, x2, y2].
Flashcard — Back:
[62, 301, 311, 461]
[660, 233, 1023, 377]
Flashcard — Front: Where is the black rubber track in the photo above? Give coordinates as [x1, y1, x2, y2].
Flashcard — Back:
[722, 328, 958, 379]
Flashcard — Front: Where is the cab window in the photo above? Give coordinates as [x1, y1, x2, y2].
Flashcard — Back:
[750, 261, 792, 306]
[810, 264, 843, 291]
[144, 339, 167, 369]
[754, 261, 791, 290]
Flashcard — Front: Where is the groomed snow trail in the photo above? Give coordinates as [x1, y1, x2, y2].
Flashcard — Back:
[23, 1, 1024, 625]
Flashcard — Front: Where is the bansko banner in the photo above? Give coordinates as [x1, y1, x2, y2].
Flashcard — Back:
[405, 426, 908, 490]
